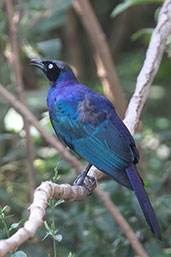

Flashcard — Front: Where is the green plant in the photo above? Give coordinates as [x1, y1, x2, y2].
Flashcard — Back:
[0, 206, 27, 257]
[43, 164, 65, 257]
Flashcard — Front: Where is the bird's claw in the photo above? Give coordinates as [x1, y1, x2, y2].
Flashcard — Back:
[73, 173, 84, 186]
[73, 174, 96, 195]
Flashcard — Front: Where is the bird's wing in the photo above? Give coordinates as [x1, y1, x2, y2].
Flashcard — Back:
[50, 93, 136, 189]
[50, 93, 134, 167]
[72, 119, 135, 189]
[51, 113, 134, 189]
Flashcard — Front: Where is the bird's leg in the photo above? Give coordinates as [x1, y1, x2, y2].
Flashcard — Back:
[73, 163, 96, 194]
[74, 163, 92, 185]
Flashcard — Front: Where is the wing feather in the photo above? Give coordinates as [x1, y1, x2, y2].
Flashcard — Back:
[49, 90, 137, 189]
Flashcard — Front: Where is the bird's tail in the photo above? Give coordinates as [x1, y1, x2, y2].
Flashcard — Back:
[126, 164, 162, 240]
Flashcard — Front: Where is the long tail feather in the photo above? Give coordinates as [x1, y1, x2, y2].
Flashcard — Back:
[126, 164, 162, 240]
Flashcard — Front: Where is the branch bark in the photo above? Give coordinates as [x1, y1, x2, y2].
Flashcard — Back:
[123, 0, 171, 135]
[5, 0, 35, 199]
[0, 170, 148, 257]
[0, 182, 89, 256]
[73, 0, 127, 119]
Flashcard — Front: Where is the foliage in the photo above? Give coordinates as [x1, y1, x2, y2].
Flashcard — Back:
[0, 206, 27, 256]
[43, 165, 64, 257]
[111, 0, 163, 17]
[0, 0, 171, 257]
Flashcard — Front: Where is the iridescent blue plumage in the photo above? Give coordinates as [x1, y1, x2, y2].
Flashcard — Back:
[31, 59, 162, 240]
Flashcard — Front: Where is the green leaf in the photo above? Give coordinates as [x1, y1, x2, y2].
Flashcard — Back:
[44, 221, 51, 232]
[68, 252, 74, 257]
[0, 214, 14, 220]
[111, 0, 163, 17]
[55, 199, 65, 207]
[49, 0, 72, 16]
[42, 232, 51, 241]
[32, 15, 65, 33]
[53, 163, 60, 183]
[154, 7, 161, 23]
[131, 28, 153, 41]
[36, 39, 61, 59]
[0, 206, 8, 213]
[11, 251, 27, 257]
[9, 218, 27, 231]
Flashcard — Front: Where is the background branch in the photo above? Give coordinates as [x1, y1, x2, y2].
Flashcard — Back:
[123, 0, 171, 135]
[73, 0, 127, 119]
[5, 0, 35, 199]
[0, 84, 84, 173]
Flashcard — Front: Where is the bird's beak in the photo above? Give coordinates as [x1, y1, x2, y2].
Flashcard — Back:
[30, 59, 47, 73]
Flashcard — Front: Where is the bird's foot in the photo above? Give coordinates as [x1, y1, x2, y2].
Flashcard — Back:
[73, 172, 86, 186]
[74, 173, 96, 195]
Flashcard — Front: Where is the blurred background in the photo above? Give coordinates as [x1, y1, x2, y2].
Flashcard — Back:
[0, 0, 171, 256]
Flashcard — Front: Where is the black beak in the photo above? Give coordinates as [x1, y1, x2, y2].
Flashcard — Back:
[30, 59, 47, 73]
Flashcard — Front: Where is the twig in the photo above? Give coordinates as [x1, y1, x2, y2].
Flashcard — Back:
[95, 186, 149, 257]
[73, 0, 127, 118]
[5, 0, 35, 198]
[123, 0, 171, 135]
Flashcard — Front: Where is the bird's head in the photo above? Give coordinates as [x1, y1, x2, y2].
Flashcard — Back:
[30, 59, 73, 83]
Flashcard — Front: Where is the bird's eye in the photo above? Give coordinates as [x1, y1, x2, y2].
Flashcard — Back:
[48, 64, 53, 69]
